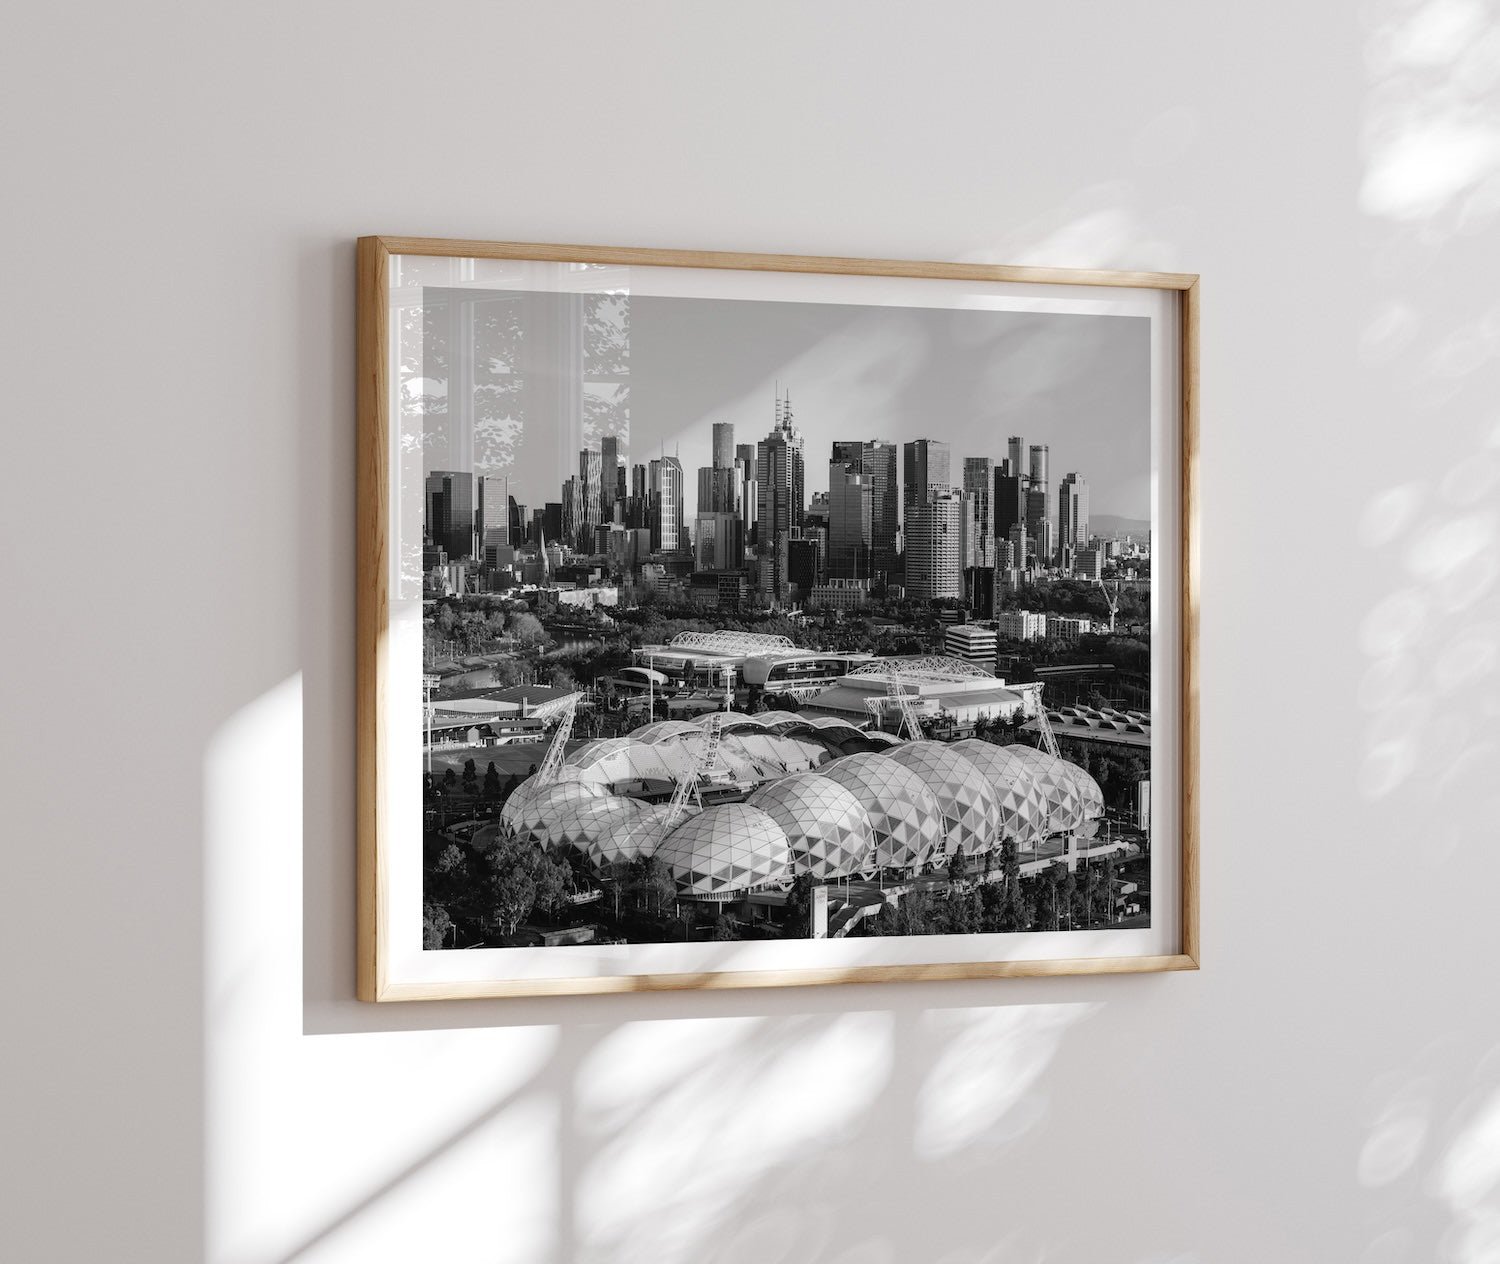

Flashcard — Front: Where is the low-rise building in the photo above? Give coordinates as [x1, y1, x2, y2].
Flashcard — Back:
[996, 610, 1046, 641]
[943, 622, 997, 665]
[1046, 614, 1093, 641]
[809, 577, 869, 610]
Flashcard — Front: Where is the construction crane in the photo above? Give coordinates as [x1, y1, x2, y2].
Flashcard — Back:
[1097, 578, 1121, 633]
[658, 712, 726, 839]
[532, 695, 580, 788]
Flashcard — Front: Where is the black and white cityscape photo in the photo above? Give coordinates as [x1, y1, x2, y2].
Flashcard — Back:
[410, 278, 1154, 950]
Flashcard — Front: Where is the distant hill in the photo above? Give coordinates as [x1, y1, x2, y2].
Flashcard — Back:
[1091, 514, 1151, 539]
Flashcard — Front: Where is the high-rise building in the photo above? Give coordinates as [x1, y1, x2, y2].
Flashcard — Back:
[904, 489, 963, 601]
[994, 469, 1026, 545]
[831, 440, 864, 469]
[962, 457, 996, 568]
[1057, 472, 1090, 565]
[788, 537, 822, 598]
[577, 448, 603, 551]
[694, 511, 744, 571]
[828, 461, 874, 581]
[1008, 521, 1029, 571]
[756, 392, 805, 605]
[1027, 444, 1052, 556]
[560, 475, 578, 552]
[600, 436, 621, 522]
[477, 474, 509, 551]
[631, 462, 647, 502]
[1006, 436, 1026, 481]
[903, 439, 952, 514]
[648, 455, 685, 554]
[861, 441, 898, 583]
[735, 443, 758, 545]
[425, 470, 474, 560]
[697, 465, 738, 514]
[712, 422, 735, 471]
[541, 502, 562, 546]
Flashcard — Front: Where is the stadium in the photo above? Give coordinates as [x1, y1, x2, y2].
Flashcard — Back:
[486, 686, 1116, 923]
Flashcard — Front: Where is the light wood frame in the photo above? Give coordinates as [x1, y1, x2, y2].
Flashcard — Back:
[357, 235, 1199, 1001]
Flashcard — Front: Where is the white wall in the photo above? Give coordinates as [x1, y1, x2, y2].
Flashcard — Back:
[4, 2, 1499, 1261]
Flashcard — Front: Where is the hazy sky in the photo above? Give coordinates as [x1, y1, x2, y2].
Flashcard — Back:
[422, 288, 1151, 524]
[631, 295, 1150, 523]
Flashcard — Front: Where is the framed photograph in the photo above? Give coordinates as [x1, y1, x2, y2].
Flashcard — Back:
[356, 236, 1198, 1001]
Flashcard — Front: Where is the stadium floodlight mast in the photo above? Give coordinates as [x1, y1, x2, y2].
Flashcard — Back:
[422, 674, 440, 773]
[532, 694, 580, 788]
[862, 666, 925, 741]
[658, 711, 726, 842]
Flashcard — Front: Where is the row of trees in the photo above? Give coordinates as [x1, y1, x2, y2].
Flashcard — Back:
[859, 843, 1118, 938]
[423, 834, 574, 948]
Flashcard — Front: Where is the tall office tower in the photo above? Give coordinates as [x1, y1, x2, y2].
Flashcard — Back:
[994, 469, 1027, 542]
[1009, 521, 1029, 571]
[831, 440, 864, 469]
[1057, 472, 1090, 568]
[962, 457, 996, 567]
[904, 490, 963, 601]
[425, 470, 475, 560]
[648, 455, 685, 554]
[600, 436, 621, 521]
[542, 502, 562, 546]
[693, 511, 744, 570]
[861, 440, 898, 583]
[577, 448, 603, 551]
[697, 465, 738, 514]
[828, 461, 874, 581]
[510, 498, 528, 546]
[735, 442, 758, 544]
[560, 476, 578, 552]
[477, 474, 509, 551]
[788, 537, 822, 597]
[1035, 517, 1054, 568]
[1026, 443, 1052, 549]
[1006, 436, 1026, 482]
[712, 421, 736, 470]
[631, 462, 647, 501]
[756, 392, 805, 605]
[903, 439, 952, 513]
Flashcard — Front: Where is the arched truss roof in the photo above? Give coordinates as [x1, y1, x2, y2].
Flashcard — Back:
[667, 630, 796, 654]
[846, 655, 996, 682]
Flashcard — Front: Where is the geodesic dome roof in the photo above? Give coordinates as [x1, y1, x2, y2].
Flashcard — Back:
[562, 736, 693, 787]
[815, 753, 944, 872]
[502, 779, 633, 849]
[583, 801, 697, 870]
[753, 709, 804, 729]
[656, 803, 792, 901]
[631, 719, 704, 743]
[746, 772, 875, 880]
[1002, 746, 1089, 835]
[694, 709, 763, 730]
[499, 775, 604, 838]
[949, 739, 1052, 847]
[880, 741, 1004, 857]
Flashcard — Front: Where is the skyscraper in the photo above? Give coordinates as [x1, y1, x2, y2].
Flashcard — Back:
[962, 457, 996, 568]
[1057, 471, 1090, 567]
[903, 439, 952, 514]
[578, 448, 603, 551]
[1006, 436, 1026, 481]
[712, 421, 735, 471]
[994, 469, 1026, 542]
[904, 490, 963, 601]
[1026, 444, 1052, 558]
[697, 465, 738, 514]
[600, 436, 621, 522]
[828, 461, 873, 581]
[648, 455, 685, 554]
[756, 392, 804, 605]
[477, 473, 509, 551]
[862, 441, 898, 583]
[425, 470, 474, 560]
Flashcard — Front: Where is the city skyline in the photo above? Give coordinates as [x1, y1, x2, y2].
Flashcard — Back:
[416, 289, 1150, 527]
